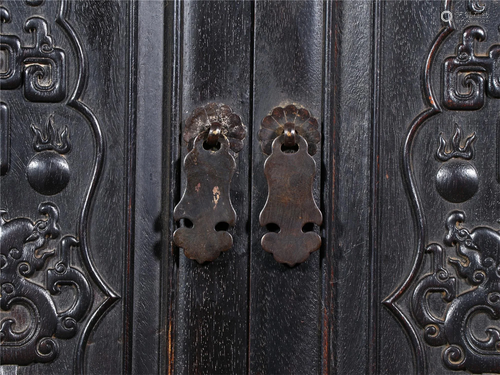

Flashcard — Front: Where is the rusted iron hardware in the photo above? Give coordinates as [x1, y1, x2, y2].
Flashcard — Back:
[174, 104, 246, 263]
[258, 105, 322, 266]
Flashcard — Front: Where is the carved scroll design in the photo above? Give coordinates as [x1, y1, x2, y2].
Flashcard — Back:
[0, 14, 66, 102]
[0, 203, 92, 365]
[412, 212, 500, 373]
[55, 1, 119, 372]
[1, 0, 119, 372]
[383, 1, 456, 373]
[443, 26, 500, 110]
[468, 0, 486, 14]
[384, 1, 500, 374]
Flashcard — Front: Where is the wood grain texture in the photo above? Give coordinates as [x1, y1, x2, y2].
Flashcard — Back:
[130, 1, 162, 374]
[324, 2, 375, 374]
[5, 1, 500, 374]
[377, 2, 439, 373]
[249, 2, 324, 373]
[173, 1, 252, 374]
[380, 1, 500, 374]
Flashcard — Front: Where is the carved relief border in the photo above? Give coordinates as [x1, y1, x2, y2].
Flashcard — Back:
[56, 1, 120, 372]
[384, 0, 500, 373]
[0, 0, 120, 373]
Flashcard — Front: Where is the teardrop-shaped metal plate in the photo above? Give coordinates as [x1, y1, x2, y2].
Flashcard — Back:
[173, 135, 237, 263]
[259, 134, 323, 266]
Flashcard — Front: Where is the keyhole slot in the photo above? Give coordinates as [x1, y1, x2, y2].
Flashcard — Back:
[203, 141, 221, 151]
[215, 222, 230, 232]
[265, 223, 281, 233]
[177, 218, 194, 228]
[301, 222, 316, 233]
[281, 143, 299, 153]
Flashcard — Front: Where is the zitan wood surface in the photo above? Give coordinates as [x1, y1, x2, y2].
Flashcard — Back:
[5, 1, 500, 374]
[326, 1, 375, 374]
[249, 2, 324, 373]
[0, 0, 134, 374]
[379, 1, 500, 374]
[130, 1, 163, 374]
[173, 1, 252, 374]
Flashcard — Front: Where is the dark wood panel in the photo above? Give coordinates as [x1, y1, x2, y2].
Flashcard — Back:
[130, 2, 163, 374]
[173, 1, 252, 374]
[378, 2, 442, 373]
[4, 1, 500, 374]
[379, 1, 500, 374]
[326, 1, 376, 374]
[0, 0, 134, 373]
[249, 2, 324, 373]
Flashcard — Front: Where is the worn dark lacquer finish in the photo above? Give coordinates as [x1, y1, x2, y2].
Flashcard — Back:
[249, 1, 325, 373]
[3, 1, 500, 374]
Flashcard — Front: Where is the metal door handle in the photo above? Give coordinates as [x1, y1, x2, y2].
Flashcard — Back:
[258, 105, 322, 266]
[173, 103, 246, 263]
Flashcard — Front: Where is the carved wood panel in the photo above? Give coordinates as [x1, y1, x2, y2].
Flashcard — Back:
[0, 0, 134, 373]
[2, 1, 500, 374]
[379, 0, 500, 373]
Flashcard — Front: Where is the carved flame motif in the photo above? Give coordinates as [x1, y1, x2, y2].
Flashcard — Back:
[412, 211, 500, 372]
[436, 127, 476, 161]
[435, 127, 479, 203]
[0, 203, 92, 365]
[31, 115, 71, 154]
[27, 116, 71, 195]
[386, 2, 500, 374]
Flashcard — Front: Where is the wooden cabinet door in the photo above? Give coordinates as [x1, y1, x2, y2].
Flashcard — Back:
[2, 1, 500, 374]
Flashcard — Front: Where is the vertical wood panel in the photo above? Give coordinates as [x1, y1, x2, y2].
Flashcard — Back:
[322, 2, 375, 374]
[249, 2, 324, 373]
[0, 0, 131, 373]
[130, 1, 162, 374]
[174, 1, 252, 374]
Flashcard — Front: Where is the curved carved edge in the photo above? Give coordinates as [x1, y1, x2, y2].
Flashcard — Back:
[55, 1, 119, 373]
[382, 1, 455, 373]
